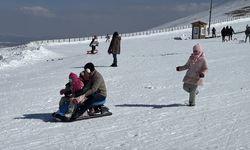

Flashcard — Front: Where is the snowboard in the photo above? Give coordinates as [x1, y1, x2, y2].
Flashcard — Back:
[86, 50, 98, 54]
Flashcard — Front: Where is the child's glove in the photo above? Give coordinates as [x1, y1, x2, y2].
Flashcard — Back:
[60, 89, 65, 95]
[199, 72, 205, 78]
[72, 99, 79, 104]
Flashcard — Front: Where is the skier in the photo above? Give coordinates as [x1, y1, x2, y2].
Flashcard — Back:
[89, 35, 99, 54]
[72, 62, 110, 119]
[176, 43, 208, 106]
[108, 32, 121, 67]
[53, 72, 86, 121]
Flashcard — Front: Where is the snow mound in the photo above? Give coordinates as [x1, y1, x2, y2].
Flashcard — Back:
[0, 44, 58, 69]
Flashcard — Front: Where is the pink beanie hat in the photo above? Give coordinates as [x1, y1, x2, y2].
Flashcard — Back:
[193, 43, 203, 53]
[69, 72, 78, 80]
[191, 43, 204, 65]
[69, 72, 84, 94]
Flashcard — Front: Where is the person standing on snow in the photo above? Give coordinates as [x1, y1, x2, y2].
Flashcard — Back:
[229, 26, 235, 41]
[108, 32, 121, 67]
[221, 27, 226, 42]
[245, 25, 250, 43]
[212, 27, 216, 38]
[176, 43, 208, 106]
[89, 35, 99, 54]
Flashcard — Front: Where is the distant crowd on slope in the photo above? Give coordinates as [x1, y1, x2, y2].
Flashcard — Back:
[220, 26, 235, 42]
[213, 24, 250, 43]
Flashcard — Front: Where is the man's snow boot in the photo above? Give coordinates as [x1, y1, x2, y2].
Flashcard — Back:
[188, 103, 195, 107]
[110, 63, 117, 67]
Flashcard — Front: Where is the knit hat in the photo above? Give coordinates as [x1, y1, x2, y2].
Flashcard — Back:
[190, 43, 204, 65]
[84, 62, 95, 72]
[193, 43, 203, 54]
[69, 72, 78, 80]
[69, 72, 84, 94]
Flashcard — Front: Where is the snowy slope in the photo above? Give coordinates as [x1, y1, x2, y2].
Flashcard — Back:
[1, 2, 250, 150]
[0, 18, 250, 150]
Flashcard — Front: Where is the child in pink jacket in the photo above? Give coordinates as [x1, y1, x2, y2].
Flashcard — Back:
[57, 72, 86, 119]
[176, 43, 208, 106]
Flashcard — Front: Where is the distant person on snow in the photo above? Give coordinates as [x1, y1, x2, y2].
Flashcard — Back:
[212, 27, 216, 38]
[55, 72, 86, 121]
[176, 43, 208, 106]
[245, 24, 250, 43]
[221, 27, 226, 42]
[105, 34, 110, 42]
[229, 26, 235, 41]
[89, 35, 99, 54]
[108, 32, 121, 67]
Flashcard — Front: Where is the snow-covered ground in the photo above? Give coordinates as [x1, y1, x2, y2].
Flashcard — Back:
[1, 20, 250, 150]
[1, 2, 250, 150]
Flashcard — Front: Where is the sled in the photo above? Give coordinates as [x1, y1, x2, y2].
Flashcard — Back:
[74, 108, 112, 121]
[52, 105, 112, 122]
[86, 50, 98, 54]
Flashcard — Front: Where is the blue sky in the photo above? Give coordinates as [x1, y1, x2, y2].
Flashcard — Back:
[0, 0, 226, 40]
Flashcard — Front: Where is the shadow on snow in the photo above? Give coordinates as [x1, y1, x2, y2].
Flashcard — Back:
[14, 113, 54, 123]
[14, 103, 187, 122]
[71, 65, 111, 69]
[115, 103, 187, 109]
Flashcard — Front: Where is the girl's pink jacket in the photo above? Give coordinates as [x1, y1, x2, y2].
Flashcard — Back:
[178, 56, 208, 86]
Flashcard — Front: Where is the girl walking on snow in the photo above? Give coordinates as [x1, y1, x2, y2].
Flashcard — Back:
[176, 43, 208, 106]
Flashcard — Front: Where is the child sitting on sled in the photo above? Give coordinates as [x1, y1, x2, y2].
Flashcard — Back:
[56, 72, 86, 120]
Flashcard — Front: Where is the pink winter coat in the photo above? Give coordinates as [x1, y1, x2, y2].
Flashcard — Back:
[178, 56, 208, 86]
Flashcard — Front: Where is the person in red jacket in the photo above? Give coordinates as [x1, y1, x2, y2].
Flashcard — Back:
[55, 72, 85, 121]
[176, 43, 208, 106]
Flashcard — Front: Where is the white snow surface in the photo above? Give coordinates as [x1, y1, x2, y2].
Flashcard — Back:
[1, 21, 250, 150]
[1, 5, 250, 150]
